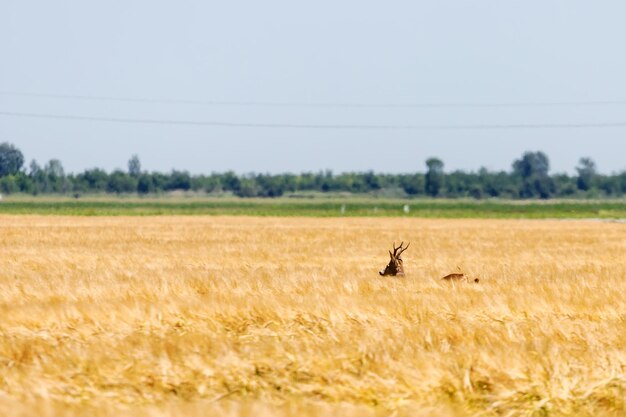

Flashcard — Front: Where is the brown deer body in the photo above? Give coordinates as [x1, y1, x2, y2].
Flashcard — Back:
[379, 242, 410, 276]
[441, 273, 479, 283]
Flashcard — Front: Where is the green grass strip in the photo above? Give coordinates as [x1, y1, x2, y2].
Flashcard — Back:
[0, 197, 625, 218]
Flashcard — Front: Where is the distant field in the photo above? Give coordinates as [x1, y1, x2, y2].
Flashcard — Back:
[1, 216, 625, 416]
[1, 196, 625, 218]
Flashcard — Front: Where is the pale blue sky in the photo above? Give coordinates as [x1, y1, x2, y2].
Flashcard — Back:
[1, 1, 625, 175]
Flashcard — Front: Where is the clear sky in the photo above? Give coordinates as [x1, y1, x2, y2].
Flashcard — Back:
[1, 1, 625, 175]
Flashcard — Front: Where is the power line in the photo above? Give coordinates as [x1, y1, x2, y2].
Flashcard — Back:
[2, 110, 626, 130]
[2, 91, 626, 109]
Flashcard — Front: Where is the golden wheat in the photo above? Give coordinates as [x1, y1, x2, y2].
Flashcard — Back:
[1, 215, 625, 416]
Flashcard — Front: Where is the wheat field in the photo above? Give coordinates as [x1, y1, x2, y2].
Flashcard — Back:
[1, 215, 625, 416]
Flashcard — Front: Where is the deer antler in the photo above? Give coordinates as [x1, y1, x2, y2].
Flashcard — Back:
[392, 241, 403, 257]
[391, 242, 410, 258]
[397, 242, 410, 256]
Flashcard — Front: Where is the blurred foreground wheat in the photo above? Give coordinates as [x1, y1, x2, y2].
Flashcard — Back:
[0, 216, 625, 416]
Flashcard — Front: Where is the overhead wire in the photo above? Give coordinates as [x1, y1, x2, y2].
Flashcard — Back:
[2, 91, 626, 109]
[2, 110, 626, 130]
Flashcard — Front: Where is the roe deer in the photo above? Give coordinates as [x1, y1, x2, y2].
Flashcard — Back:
[441, 272, 479, 283]
[379, 242, 410, 276]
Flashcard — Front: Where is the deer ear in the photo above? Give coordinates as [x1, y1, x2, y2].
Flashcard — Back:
[389, 250, 393, 258]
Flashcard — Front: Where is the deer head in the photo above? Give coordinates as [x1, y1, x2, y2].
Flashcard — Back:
[379, 242, 410, 276]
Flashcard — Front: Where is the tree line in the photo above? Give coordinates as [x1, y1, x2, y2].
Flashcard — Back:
[0, 142, 624, 199]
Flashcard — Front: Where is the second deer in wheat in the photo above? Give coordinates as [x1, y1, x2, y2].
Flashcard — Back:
[441, 272, 479, 283]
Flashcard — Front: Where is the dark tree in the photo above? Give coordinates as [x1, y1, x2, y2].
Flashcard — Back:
[512, 151, 554, 198]
[137, 174, 156, 194]
[576, 157, 597, 191]
[43, 159, 68, 193]
[553, 173, 577, 196]
[0, 175, 19, 193]
[619, 172, 626, 194]
[77, 168, 109, 192]
[425, 157, 444, 197]
[26, 160, 46, 194]
[255, 173, 285, 197]
[363, 171, 381, 190]
[0, 142, 25, 177]
[236, 177, 260, 197]
[45, 159, 65, 178]
[400, 174, 425, 196]
[29, 160, 42, 176]
[221, 171, 241, 193]
[128, 155, 141, 177]
[166, 170, 191, 191]
[107, 170, 137, 194]
[513, 151, 550, 178]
